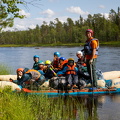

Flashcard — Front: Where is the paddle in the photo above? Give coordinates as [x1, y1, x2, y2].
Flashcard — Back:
[49, 66, 57, 77]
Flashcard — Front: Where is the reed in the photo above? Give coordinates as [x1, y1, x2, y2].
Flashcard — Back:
[0, 65, 87, 120]
[1, 90, 87, 120]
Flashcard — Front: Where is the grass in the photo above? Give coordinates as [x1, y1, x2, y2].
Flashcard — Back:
[0, 65, 99, 120]
[100, 41, 120, 47]
[0, 64, 13, 75]
[0, 89, 86, 120]
[0, 41, 120, 47]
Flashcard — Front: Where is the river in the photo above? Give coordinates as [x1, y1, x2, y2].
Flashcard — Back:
[0, 46, 120, 120]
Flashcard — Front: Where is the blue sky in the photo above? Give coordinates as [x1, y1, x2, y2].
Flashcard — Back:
[4, 0, 120, 31]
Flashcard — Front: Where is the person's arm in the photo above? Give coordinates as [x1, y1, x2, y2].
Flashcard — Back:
[89, 40, 97, 64]
[57, 66, 67, 76]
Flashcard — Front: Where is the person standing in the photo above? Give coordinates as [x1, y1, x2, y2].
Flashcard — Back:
[83, 29, 99, 87]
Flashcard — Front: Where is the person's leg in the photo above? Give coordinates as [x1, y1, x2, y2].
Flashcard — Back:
[92, 58, 97, 87]
[86, 59, 97, 87]
[72, 75, 78, 85]
[66, 74, 72, 86]
[78, 70, 90, 80]
[38, 75, 46, 85]
[86, 59, 91, 77]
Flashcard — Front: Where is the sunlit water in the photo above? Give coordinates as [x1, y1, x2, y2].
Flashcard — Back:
[0, 46, 120, 120]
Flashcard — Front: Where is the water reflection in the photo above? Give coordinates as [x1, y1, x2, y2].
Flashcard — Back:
[51, 93, 120, 120]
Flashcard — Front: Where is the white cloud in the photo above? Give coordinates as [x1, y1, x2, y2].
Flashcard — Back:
[101, 13, 109, 19]
[19, 9, 30, 18]
[40, 9, 55, 18]
[35, 15, 69, 25]
[66, 6, 89, 15]
[99, 5, 105, 9]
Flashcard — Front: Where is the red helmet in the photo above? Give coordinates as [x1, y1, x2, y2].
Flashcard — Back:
[86, 29, 93, 36]
[16, 68, 24, 73]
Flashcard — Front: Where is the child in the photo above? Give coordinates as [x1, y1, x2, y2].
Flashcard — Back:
[52, 52, 60, 70]
[38, 60, 45, 75]
[58, 57, 68, 71]
[57, 58, 78, 89]
[44, 60, 56, 79]
[32, 55, 40, 70]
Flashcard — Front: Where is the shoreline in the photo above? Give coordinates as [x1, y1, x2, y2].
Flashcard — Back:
[0, 41, 120, 47]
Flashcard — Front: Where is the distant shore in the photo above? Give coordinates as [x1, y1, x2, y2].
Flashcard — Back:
[0, 41, 120, 47]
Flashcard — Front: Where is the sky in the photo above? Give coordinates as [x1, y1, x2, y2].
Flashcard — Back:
[3, 0, 120, 31]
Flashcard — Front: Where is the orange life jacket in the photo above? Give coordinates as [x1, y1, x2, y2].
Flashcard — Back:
[66, 65, 76, 75]
[82, 63, 86, 67]
[58, 59, 68, 70]
[25, 69, 41, 80]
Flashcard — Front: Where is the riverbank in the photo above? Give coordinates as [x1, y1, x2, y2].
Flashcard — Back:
[0, 41, 120, 47]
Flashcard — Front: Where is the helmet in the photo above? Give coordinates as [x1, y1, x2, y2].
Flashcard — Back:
[86, 29, 93, 36]
[76, 51, 83, 56]
[54, 52, 60, 57]
[23, 68, 29, 73]
[68, 58, 74, 61]
[59, 57, 66, 61]
[68, 58, 74, 64]
[38, 60, 44, 65]
[33, 55, 40, 59]
[45, 60, 51, 65]
[16, 68, 24, 73]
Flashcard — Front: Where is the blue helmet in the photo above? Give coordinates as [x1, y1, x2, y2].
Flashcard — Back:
[33, 55, 40, 59]
[38, 60, 44, 65]
[59, 57, 66, 61]
[54, 52, 60, 57]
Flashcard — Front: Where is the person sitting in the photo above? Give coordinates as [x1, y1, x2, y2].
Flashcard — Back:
[57, 57, 68, 71]
[76, 51, 86, 68]
[44, 60, 56, 79]
[76, 51, 90, 80]
[51, 52, 60, 70]
[38, 60, 45, 75]
[57, 58, 78, 89]
[15, 68, 45, 88]
[10, 68, 24, 84]
[32, 55, 40, 70]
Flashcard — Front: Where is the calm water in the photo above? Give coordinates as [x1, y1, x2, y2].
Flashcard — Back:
[0, 46, 120, 120]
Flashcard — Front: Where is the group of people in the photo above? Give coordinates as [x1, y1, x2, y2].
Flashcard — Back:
[13, 29, 99, 89]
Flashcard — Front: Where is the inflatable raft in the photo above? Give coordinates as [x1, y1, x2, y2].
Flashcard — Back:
[22, 87, 120, 96]
[21, 71, 120, 96]
[0, 81, 21, 91]
[0, 71, 120, 96]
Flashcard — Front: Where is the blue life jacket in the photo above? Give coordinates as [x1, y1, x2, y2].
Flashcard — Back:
[84, 38, 99, 55]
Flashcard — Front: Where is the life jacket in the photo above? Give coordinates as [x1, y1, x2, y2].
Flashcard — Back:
[66, 65, 76, 75]
[58, 59, 68, 70]
[33, 62, 39, 70]
[84, 38, 99, 55]
[53, 58, 59, 68]
[77, 58, 86, 66]
[25, 69, 41, 80]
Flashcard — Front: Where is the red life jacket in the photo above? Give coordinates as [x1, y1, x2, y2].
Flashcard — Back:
[66, 65, 76, 75]
[58, 59, 68, 70]
[53, 58, 59, 68]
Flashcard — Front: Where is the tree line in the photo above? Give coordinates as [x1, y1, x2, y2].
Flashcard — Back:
[0, 7, 120, 45]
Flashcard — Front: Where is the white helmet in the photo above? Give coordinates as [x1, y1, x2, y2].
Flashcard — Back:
[76, 51, 83, 56]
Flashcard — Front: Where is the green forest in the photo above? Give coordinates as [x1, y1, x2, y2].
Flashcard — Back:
[0, 7, 120, 46]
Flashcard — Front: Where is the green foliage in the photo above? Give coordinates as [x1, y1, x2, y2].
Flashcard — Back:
[0, 91, 86, 120]
[0, 64, 13, 75]
[0, 7, 120, 45]
[0, 0, 25, 31]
